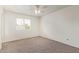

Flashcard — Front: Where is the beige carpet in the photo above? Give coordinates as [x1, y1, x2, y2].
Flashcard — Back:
[0, 36, 79, 53]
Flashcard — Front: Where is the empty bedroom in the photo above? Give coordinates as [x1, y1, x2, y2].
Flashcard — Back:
[0, 5, 79, 53]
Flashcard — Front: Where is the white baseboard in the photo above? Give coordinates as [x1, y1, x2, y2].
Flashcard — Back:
[40, 35, 79, 48]
[2, 35, 79, 49]
[2, 36, 40, 43]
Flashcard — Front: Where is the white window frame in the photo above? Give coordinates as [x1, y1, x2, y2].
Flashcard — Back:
[16, 18, 31, 30]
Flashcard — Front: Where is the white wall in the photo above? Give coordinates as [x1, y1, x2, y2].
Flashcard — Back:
[3, 11, 40, 42]
[41, 6, 79, 48]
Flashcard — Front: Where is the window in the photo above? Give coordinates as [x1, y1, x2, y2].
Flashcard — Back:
[16, 18, 31, 30]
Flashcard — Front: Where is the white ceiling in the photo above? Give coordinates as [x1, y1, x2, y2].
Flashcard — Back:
[3, 5, 69, 16]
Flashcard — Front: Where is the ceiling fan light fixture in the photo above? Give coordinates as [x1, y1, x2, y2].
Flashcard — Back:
[38, 9, 40, 13]
[35, 9, 41, 14]
[35, 9, 38, 14]
[34, 5, 41, 14]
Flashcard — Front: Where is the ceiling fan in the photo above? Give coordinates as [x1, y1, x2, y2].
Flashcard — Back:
[34, 5, 41, 14]
[34, 5, 48, 15]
